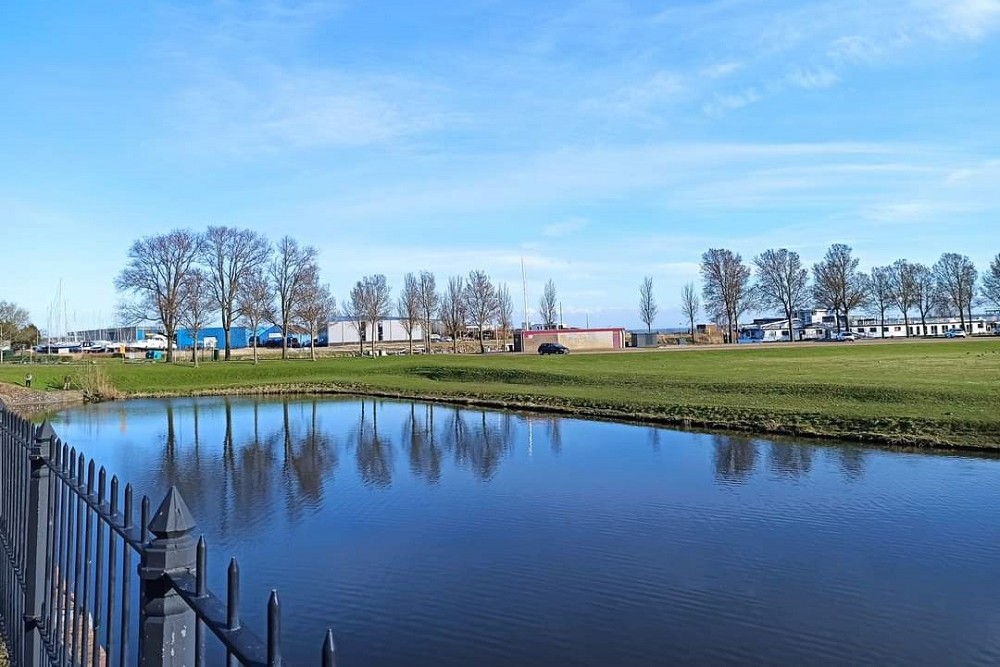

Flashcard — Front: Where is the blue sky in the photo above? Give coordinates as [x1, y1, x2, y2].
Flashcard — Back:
[2, 0, 999, 331]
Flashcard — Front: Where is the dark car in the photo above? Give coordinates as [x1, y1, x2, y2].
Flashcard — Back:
[538, 342, 569, 355]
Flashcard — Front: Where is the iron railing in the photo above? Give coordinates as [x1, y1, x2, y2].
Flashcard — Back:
[0, 400, 337, 666]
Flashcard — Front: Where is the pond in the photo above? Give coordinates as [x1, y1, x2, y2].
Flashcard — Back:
[50, 396, 1000, 666]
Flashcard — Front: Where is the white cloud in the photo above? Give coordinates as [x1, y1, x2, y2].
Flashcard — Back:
[584, 71, 685, 117]
[701, 61, 744, 78]
[786, 67, 840, 90]
[932, 0, 1000, 40]
[702, 88, 762, 116]
[543, 217, 589, 237]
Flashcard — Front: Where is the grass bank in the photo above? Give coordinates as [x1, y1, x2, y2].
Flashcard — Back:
[2, 339, 999, 449]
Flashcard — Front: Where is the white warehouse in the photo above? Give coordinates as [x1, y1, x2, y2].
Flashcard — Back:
[324, 317, 425, 346]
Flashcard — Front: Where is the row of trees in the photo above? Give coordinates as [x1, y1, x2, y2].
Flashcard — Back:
[116, 227, 564, 361]
[682, 245, 1000, 343]
[116, 228, 331, 363]
[0, 301, 39, 362]
[347, 270, 519, 355]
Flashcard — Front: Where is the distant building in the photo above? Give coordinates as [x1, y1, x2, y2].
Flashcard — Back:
[514, 327, 627, 352]
[176, 326, 254, 350]
[629, 331, 659, 348]
[67, 325, 161, 343]
[847, 314, 997, 338]
[325, 317, 425, 346]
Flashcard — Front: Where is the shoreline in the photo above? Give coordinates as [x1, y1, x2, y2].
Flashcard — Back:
[78, 382, 1000, 454]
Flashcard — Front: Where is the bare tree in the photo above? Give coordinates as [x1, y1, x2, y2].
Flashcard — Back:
[268, 236, 318, 359]
[200, 226, 271, 361]
[397, 272, 421, 355]
[0, 301, 30, 364]
[867, 266, 894, 339]
[681, 282, 699, 339]
[753, 249, 809, 342]
[984, 254, 1000, 310]
[295, 268, 336, 361]
[115, 229, 202, 362]
[933, 253, 978, 332]
[538, 279, 559, 328]
[812, 244, 867, 333]
[358, 274, 392, 356]
[345, 282, 367, 355]
[463, 270, 499, 353]
[439, 275, 467, 353]
[639, 276, 658, 332]
[178, 269, 214, 366]
[417, 271, 439, 352]
[890, 259, 920, 337]
[913, 263, 938, 336]
[496, 282, 514, 351]
[700, 248, 753, 344]
[235, 267, 272, 364]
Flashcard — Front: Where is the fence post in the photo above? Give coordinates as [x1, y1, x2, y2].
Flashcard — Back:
[139, 487, 198, 666]
[23, 421, 55, 667]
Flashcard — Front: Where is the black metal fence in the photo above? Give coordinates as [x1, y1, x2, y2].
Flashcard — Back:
[0, 400, 337, 666]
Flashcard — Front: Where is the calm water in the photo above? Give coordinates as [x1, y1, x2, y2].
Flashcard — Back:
[50, 396, 1000, 666]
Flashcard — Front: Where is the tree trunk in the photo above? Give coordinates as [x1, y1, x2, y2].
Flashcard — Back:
[903, 313, 910, 337]
[879, 309, 885, 338]
[224, 326, 232, 361]
[281, 324, 288, 360]
[479, 329, 485, 354]
[408, 331, 413, 355]
[252, 337, 258, 365]
[310, 324, 316, 361]
[370, 320, 376, 356]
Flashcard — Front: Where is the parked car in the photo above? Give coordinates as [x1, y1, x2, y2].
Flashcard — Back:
[538, 342, 570, 355]
[262, 336, 301, 348]
[945, 329, 967, 338]
[836, 332, 857, 342]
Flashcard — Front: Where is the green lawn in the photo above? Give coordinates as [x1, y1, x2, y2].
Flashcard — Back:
[3, 339, 1000, 448]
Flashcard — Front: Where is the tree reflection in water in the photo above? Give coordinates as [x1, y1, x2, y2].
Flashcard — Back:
[355, 399, 393, 488]
[713, 435, 759, 483]
[768, 442, 814, 479]
[109, 397, 868, 534]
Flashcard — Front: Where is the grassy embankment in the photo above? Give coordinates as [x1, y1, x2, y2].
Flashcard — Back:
[2, 339, 999, 449]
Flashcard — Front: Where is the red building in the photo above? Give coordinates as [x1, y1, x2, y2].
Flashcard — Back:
[514, 327, 627, 353]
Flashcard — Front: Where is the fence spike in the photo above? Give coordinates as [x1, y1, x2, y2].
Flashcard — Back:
[97, 466, 106, 502]
[87, 458, 96, 494]
[267, 590, 281, 667]
[196, 536, 207, 597]
[227, 558, 241, 630]
[123, 483, 134, 528]
[322, 629, 337, 667]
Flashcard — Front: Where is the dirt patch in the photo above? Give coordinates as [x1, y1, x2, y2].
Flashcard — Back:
[0, 382, 84, 415]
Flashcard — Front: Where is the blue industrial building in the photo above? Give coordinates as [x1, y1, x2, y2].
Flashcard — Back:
[176, 326, 255, 350]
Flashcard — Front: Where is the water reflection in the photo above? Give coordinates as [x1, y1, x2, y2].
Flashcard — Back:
[712, 435, 759, 483]
[52, 397, 880, 530]
[45, 397, 1000, 667]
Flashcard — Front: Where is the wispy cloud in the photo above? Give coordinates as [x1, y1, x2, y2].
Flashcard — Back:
[702, 88, 762, 116]
[701, 61, 744, 78]
[175, 65, 453, 153]
[785, 67, 840, 90]
[584, 71, 685, 118]
[543, 217, 589, 238]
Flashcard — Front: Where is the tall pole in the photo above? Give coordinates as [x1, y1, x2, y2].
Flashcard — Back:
[521, 256, 529, 330]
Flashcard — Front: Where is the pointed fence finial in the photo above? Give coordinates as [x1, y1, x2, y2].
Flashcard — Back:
[34, 420, 57, 443]
[148, 486, 197, 538]
[322, 629, 337, 667]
